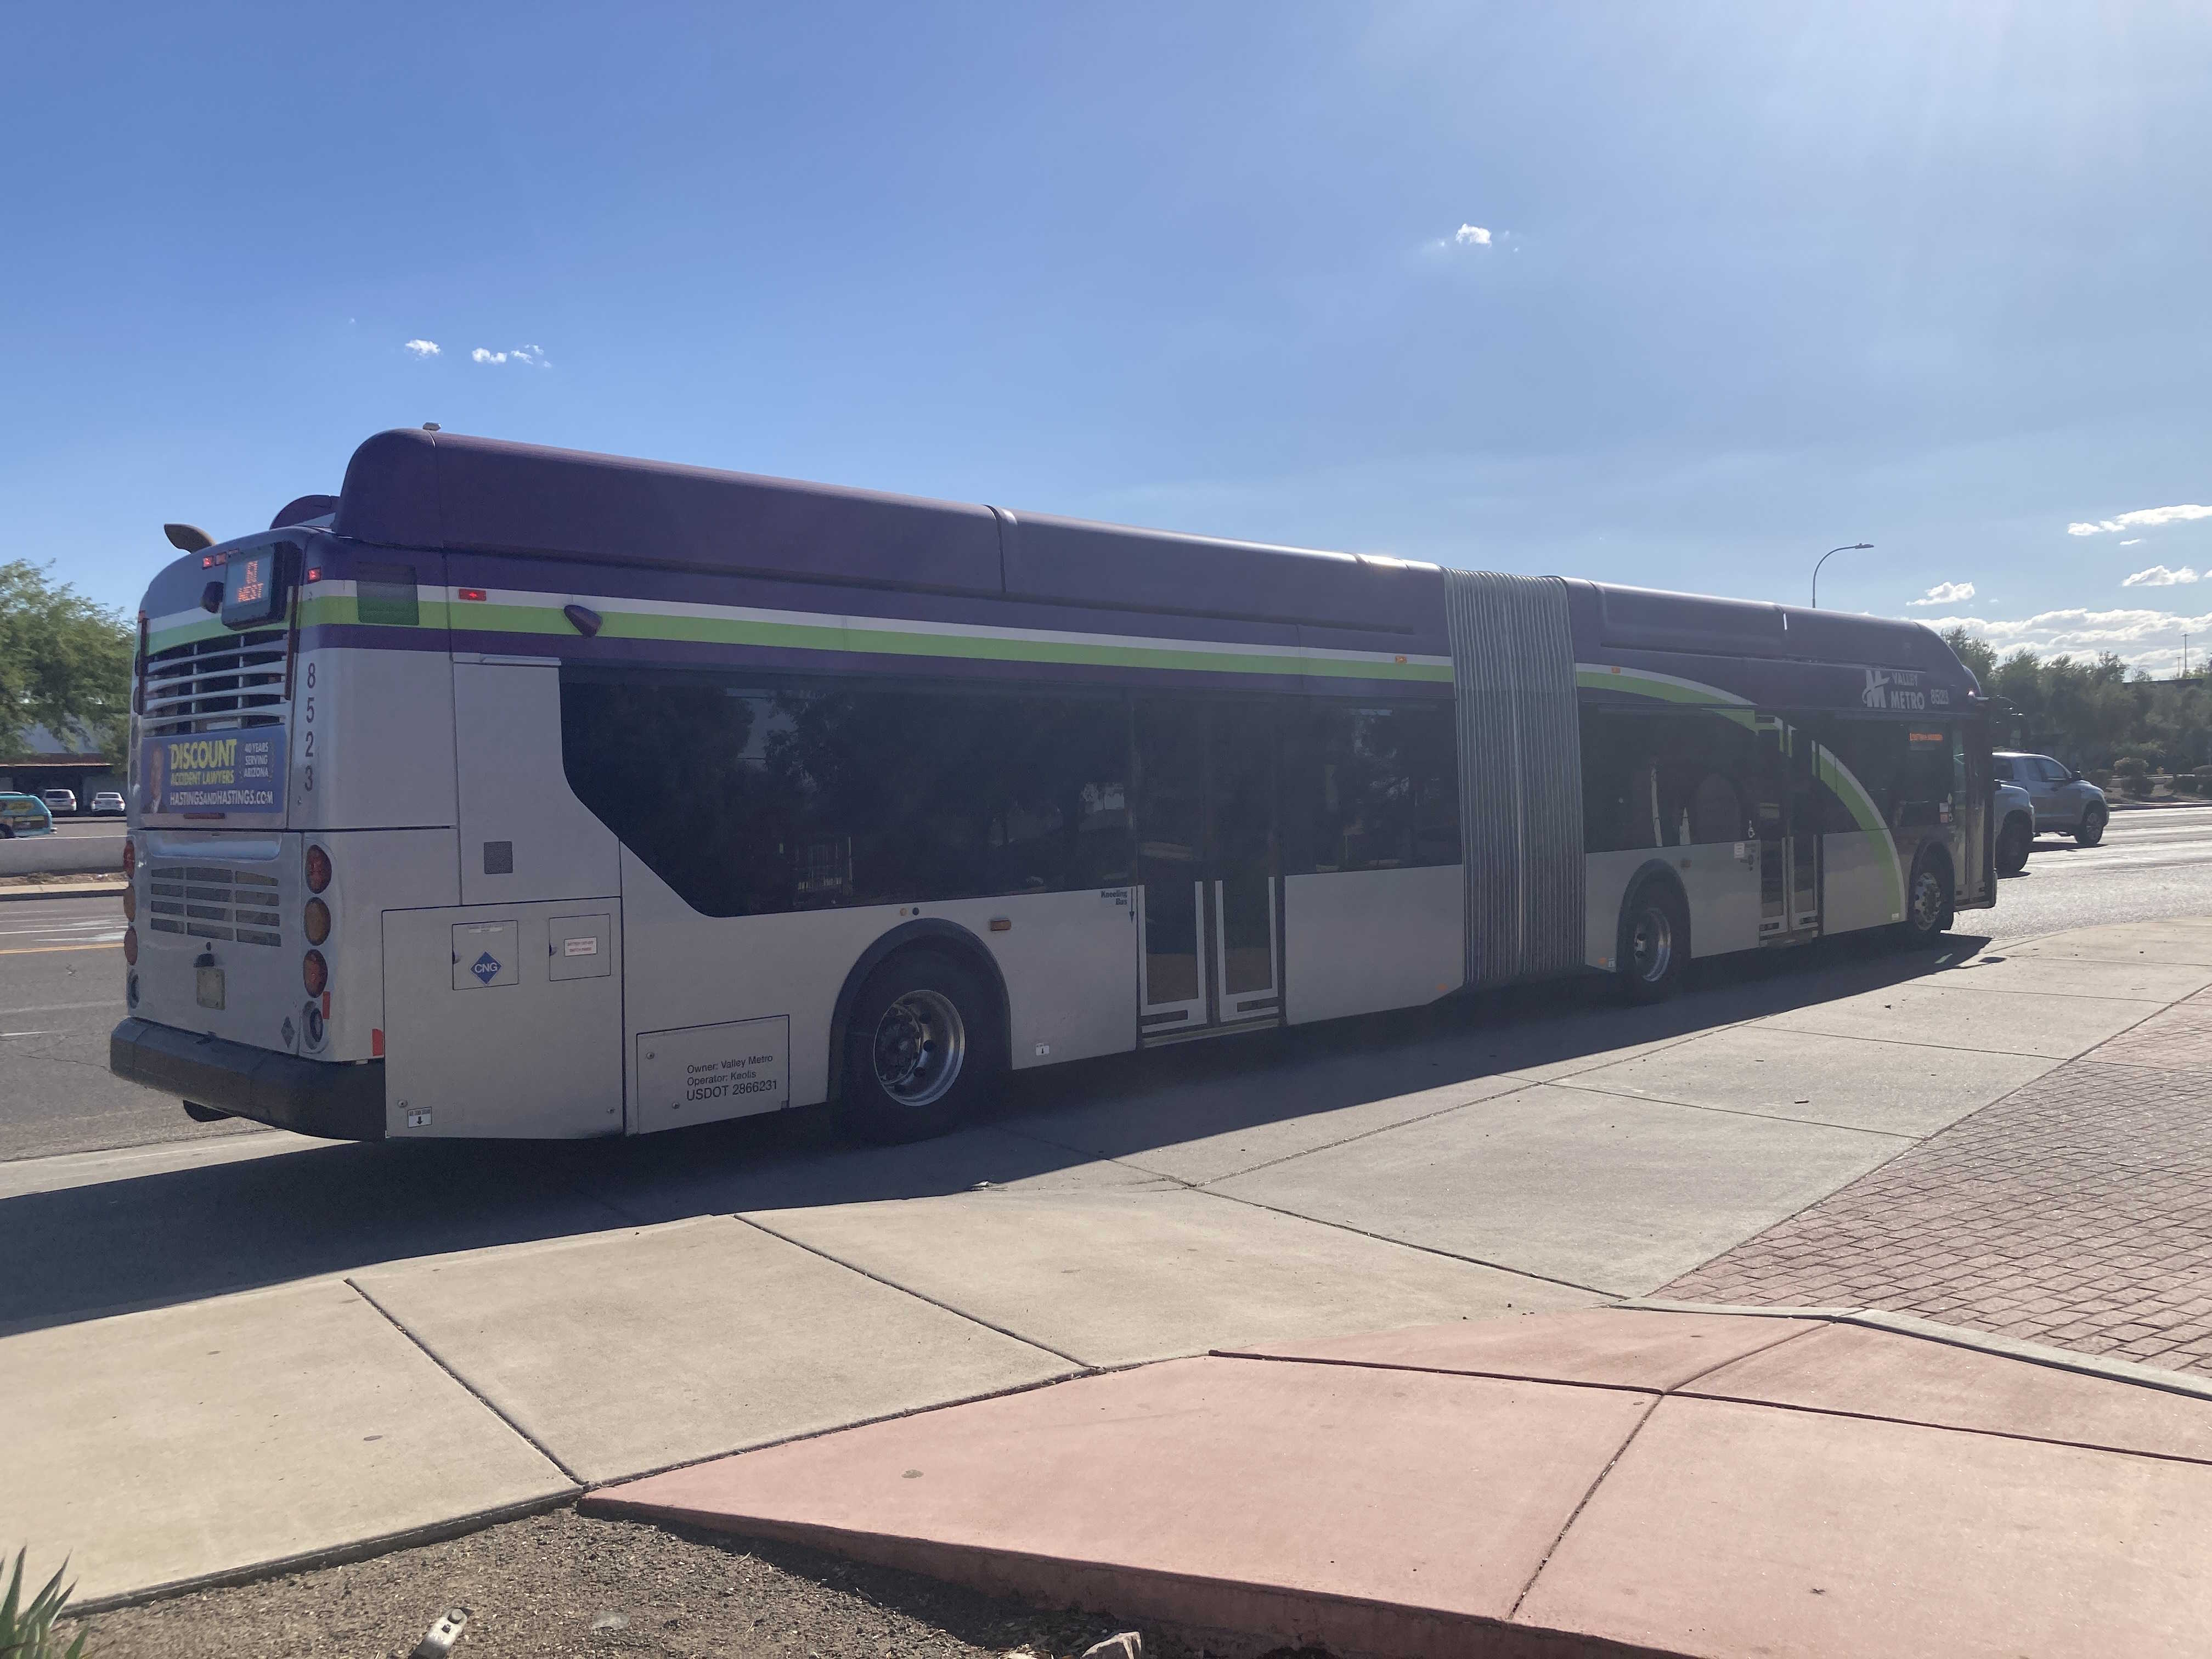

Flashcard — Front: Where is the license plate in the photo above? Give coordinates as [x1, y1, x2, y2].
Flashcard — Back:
[196, 966, 226, 1010]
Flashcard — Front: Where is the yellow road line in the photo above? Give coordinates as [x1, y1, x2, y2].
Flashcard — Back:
[0, 943, 123, 957]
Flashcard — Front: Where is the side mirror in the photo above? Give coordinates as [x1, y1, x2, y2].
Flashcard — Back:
[2070, 769, 2083, 782]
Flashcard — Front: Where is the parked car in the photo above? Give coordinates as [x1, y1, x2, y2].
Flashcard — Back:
[38, 788, 77, 816]
[1991, 751, 2108, 845]
[1994, 781, 2035, 876]
[90, 790, 126, 814]
[0, 793, 57, 837]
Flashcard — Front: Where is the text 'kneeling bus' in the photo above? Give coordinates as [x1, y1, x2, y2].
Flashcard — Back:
[111, 430, 1994, 1142]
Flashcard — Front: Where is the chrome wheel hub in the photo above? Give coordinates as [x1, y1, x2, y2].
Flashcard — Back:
[1630, 907, 1673, 981]
[1910, 870, 1944, 931]
[871, 989, 966, 1107]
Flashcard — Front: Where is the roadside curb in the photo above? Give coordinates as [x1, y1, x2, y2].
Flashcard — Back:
[0, 881, 124, 903]
[64, 1488, 582, 1619]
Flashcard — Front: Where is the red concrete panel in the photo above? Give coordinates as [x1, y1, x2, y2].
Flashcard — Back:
[590, 1356, 1654, 1658]
[1686, 1323, 2212, 1464]
[1216, 1308, 1818, 1391]
[1520, 1395, 2212, 1658]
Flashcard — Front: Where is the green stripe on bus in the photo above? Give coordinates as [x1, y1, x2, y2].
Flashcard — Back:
[278, 594, 1449, 681]
[1575, 666, 1742, 706]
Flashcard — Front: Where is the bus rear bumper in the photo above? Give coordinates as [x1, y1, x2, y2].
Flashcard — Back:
[109, 1017, 387, 1142]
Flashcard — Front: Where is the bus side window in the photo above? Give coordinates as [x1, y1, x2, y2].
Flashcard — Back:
[1580, 706, 1761, 852]
[1820, 719, 1953, 831]
[1283, 701, 1459, 874]
[560, 672, 1136, 917]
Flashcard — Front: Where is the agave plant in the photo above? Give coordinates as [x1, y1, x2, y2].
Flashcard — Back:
[0, 1550, 88, 1659]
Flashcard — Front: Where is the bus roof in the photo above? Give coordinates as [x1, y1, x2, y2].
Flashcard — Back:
[248, 428, 1964, 684]
[329, 427, 1442, 637]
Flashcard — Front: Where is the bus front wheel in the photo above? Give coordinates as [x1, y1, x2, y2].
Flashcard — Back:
[1617, 883, 1689, 1003]
[1897, 854, 1953, 949]
[838, 950, 1000, 1143]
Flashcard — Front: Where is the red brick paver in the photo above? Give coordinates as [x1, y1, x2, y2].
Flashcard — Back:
[1664, 992, 2212, 1375]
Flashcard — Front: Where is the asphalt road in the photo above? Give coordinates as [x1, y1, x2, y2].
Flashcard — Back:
[3, 805, 2208, 1164]
[1983, 805, 2212, 940]
[0, 895, 256, 1161]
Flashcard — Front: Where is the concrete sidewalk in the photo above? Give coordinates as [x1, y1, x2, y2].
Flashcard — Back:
[591, 1306, 2212, 1659]
[7, 916, 2210, 1614]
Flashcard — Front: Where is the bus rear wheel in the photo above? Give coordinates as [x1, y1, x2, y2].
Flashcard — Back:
[1618, 882, 1689, 1003]
[838, 951, 999, 1143]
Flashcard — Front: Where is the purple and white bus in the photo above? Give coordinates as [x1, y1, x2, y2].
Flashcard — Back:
[111, 431, 1993, 1142]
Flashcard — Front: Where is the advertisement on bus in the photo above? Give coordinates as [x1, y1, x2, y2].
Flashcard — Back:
[140, 728, 288, 816]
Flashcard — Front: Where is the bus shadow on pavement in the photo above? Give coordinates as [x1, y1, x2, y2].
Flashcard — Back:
[0, 928, 1990, 1339]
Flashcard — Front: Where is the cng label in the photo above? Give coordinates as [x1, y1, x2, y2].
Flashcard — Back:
[451, 921, 519, 989]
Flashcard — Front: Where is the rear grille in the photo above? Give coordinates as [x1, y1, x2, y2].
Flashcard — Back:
[141, 630, 287, 737]
[146, 865, 284, 946]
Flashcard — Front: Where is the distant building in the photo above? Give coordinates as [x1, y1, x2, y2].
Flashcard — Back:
[0, 721, 121, 806]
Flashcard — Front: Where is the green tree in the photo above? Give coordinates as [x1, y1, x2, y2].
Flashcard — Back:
[1949, 627, 2212, 770]
[1940, 625, 1996, 685]
[0, 561, 134, 762]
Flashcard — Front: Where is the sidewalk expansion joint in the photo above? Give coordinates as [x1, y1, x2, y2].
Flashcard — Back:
[997, 1073, 1551, 1189]
[578, 1362, 1143, 1497]
[1503, 1317, 1816, 1622]
[727, 1212, 1092, 1368]
[342, 1276, 588, 1486]
[1506, 1391, 1661, 1623]
[1206, 1348, 1669, 1400]
[1194, 1186, 1617, 1298]
[1543, 1080, 1925, 1141]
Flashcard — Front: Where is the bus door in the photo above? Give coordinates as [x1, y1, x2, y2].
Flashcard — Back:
[1133, 699, 1281, 1040]
[1755, 717, 1821, 939]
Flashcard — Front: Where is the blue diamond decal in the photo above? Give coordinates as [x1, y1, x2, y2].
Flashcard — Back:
[471, 951, 502, 984]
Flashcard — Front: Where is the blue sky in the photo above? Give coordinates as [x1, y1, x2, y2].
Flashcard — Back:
[7, 4, 2211, 669]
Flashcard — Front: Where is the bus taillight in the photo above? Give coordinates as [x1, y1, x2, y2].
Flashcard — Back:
[302, 949, 328, 997]
[123, 927, 139, 967]
[123, 886, 136, 923]
[304, 844, 332, 893]
[122, 839, 136, 879]
[303, 898, 330, 945]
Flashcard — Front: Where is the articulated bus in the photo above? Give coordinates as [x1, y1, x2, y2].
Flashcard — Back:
[111, 431, 1993, 1143]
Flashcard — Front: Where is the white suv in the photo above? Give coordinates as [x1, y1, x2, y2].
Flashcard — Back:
[1991, 752, 2109, 846]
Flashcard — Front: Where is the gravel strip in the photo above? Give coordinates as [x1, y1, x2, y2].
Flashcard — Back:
[62, 1508, 1180, 1659]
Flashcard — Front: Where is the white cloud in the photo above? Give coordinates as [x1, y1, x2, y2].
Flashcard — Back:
[2066, 503, 2212, 536]
[1912, 604, 2212, 674]
[2122, 565, 2199, 588]
[2120, 538, 2144, 546]
[1909, 580, 1975, 607]
[402, 338, 440, 357]
[471, 343, 549, 366]
[1454, 224, 1492, 246]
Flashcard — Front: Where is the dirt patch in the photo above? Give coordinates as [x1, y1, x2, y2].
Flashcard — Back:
[0, 872, 123, 888]
[63, 1508, 1173, 1659]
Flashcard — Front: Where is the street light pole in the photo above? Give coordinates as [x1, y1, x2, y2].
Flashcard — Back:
[1810, 543, 1874, 609]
